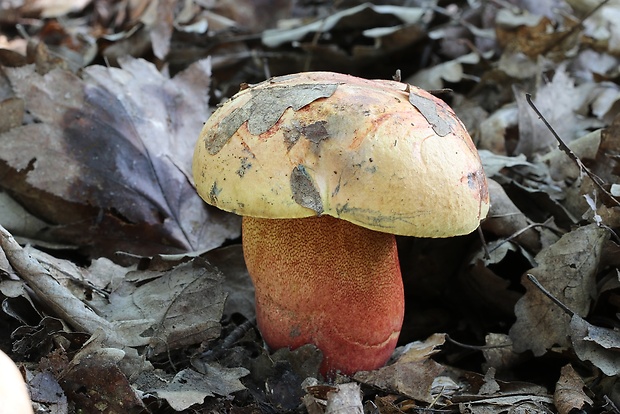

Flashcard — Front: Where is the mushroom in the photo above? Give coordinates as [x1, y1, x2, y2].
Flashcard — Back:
[192, 72, 489, 376]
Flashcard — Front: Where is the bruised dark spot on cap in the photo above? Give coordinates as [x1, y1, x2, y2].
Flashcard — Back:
[236, 157, 253, 177]
[291, 165, 323, 214]
[467, 169, 489, 208]
[301, 120, 330, 144]
[283, 126, 301, 151]
[209, 181, 222, 205]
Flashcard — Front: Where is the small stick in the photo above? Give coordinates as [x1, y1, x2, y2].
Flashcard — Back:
[445, 334, 512, 350]
[526, 274, 575, 317]
[525, 93, 620, 209]
[0, 224, 121, 343]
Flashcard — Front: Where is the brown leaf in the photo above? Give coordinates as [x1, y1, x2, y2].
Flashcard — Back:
[94, 257, 227, 355]
[60, 342, 144, 414]
[353, 334, 447, 404]
[0, 57, 240, 257]
[554, 364, 593, 414]
[509, 224, 607, 356]
[138, 364, 249, 411]
[570, 315, 620, 376]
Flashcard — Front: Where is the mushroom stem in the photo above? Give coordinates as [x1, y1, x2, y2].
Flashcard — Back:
[242, 215, 404, 376]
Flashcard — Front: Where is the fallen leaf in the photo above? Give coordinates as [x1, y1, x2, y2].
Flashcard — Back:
[554, 364, 594, 414]
[60, 339, 144, 414]
[325, 382, 363, 414]
[509, 224, 608, 356]
[140, 364, 249, 411]
[95, 258, 227, 355]
[204, 245, 255, 321]
[0, 56, 240, 257]
[353, 334, 447, 404]
[1, 224, 227, 356]
[514, 65, 583, 157]
[28, 371, 68, 412]
[262, 3, 425, 48]
[570, 315, 620, 376]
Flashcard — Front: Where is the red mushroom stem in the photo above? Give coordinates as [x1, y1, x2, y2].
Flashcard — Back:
[242, 215, 404, 376]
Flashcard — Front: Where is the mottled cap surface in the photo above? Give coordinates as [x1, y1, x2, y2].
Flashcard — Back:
[193, 71, 489, 237]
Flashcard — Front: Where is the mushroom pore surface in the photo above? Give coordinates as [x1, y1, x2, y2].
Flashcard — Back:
[242, 215, 404, 376]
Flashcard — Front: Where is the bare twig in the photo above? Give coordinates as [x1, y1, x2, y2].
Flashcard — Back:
[526, 274, 575, 317]
[445, 334, 512, 350]
[0, 224, 120, 342]
[525, 93, 620, 209]
[487, 218, 563, 254]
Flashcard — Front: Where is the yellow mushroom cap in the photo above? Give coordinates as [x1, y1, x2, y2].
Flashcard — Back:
[193, 71, 489, 237]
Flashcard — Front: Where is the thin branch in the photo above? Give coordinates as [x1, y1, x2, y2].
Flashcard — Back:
[525, 93, 620, 209]
[445, 334, 512, 350]
[0, 224, 121, 342]
[526, 274, 575, 317]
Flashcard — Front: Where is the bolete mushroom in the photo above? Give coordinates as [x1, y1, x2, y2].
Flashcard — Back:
[193, 72, 489, 376]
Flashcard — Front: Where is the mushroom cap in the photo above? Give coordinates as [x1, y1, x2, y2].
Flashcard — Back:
[193, 72, 489, 237]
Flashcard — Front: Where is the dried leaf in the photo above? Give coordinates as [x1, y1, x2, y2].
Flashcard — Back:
[204, 245, 255, 321]
[141, 364, 249, 411]
[262, 3, 425, 48]
[554, 364, 593, 414]
[509, 224, 607, 356]
[29, 371, 68, 412]
[96, 258, 227, 354]
[0, 224, 123, 340]
[570, 315, 620, 376]
[354, 334, 447, 404]
[0, 191, 50, 240]
[60, 342, 144, 413]
[325, 383, 363, 414]
[514, 66, 583, 157]
[1, 224, 226, 355]
[0, 57, 239, 257]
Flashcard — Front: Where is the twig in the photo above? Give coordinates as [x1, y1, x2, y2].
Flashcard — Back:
[0, 224, 120, 342]
[526, 274, 575, 317]
[604, 395, 620, 414]
[487, 218, 563, 254]
[525, 93, 620, 209]
[445, 334, 512, 350]
[198, 318, 255, 362]
[477, 226, 491, 260]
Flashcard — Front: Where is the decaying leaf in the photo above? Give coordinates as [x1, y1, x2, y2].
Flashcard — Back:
[0, 56, 240, 257]
[139, 364, 249, 411]
[29, 371, 68, 413]
[353, 334, 448, 404]
[262, 3, 425, 48]
[570, 315, 620, 376]
[204, 245, 255, 321]
[554, 364, 594, 414]
[1, 223, 227, 356]
[101, 258, 227, 355]
[509, 224, 608, 356]
[302, 381, 363, 414]
[59, 337, 144, 413]
[514, 66, 583, 157]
